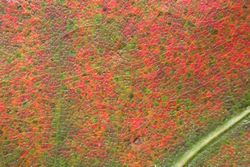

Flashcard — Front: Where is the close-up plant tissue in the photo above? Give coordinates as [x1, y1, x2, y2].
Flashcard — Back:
[0, 0, 249, 167]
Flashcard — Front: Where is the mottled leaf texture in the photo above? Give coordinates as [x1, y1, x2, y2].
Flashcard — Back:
[0, 0, 249, 167]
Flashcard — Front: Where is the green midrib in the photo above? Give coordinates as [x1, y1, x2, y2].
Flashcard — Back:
[172, 106, 250, 167]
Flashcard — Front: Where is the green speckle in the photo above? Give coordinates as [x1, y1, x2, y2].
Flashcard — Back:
[209, 56, 217, 67]
[16, 52, 24, 59]
[41, 1, 47, 8]
[22, 100, 31, 108]
[68, 154, 81, 167]
[35, 81, 41, 87]
[187, 71, 193, 78]
[184, 99, 194, 110]
[56, 0, 65, 4]
[210, 28, 218, 35]
[143, 87, 152, 95]
[89, 56, 95, 61]
[61, 85, 68, 92]
[160, 37, 166, 43]
[125, 38, 137, 51]
[154, 100, 159, 106]
[110, 115, 115, 122]
[94, 14, 104, 24]
[21, 66, 28, 72]
[69, 50, 76, 57]
[199, 116, 206, 122]
[73, 76, 79, 81]
[2, 80, 9, 87]
[2, 149, 22, 165]
[160, 54, 165, 61]
[92, 117, 98, 123]
[170, 110, 177, 117]
[60, 72, 67, 80]
[184, 8, 188, 14]
[114, 76, 122, 82]
[125, 70, 131, 76]
[17, 4, 23, 10]
[97, 47, 105, 55]
[185, 20, 196, 28]
[49, 156, 68, 167]
[7, 52, 24, 63]
[129, 93, 134, 100]
[176, 99, 182, 104]
[162, 95, 169, 101]
[177, 83, 183, 93]
[178, 119, 184, 125]
[52, 53, 61, 63]
[67, 19, 78, 31]
[76, 87, 82, 93]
